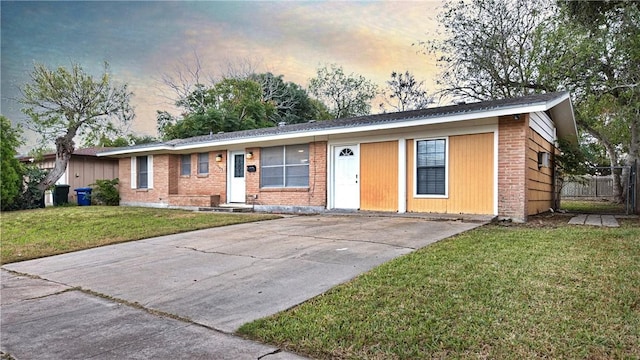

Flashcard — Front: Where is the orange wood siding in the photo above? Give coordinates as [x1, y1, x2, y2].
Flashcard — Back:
[527, 128, 555, 215]
[360, 141, 398, 211]
[407, 133, 494, 214]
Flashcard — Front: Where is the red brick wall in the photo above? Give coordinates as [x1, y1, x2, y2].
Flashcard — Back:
[119, 155, 171, 205]
[498, 114, 528, 221]
[119, 143, 327, 209]
[245, 142, 327, 207]
[175, 152, 227, 203]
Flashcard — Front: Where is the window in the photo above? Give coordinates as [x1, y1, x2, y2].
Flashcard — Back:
[261, 144, 309, 187]
[198, 153, 209, 175]
[416, 139, 446, 196]
[137, 156, 148, 188]
[180, 154, 191, 176]
[131, 155, 153, 189]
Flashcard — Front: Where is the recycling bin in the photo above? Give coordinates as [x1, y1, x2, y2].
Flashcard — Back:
[75, 187, 93, 206]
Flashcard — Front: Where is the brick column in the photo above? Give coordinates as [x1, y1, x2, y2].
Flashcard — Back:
[498, 114, 528, 222]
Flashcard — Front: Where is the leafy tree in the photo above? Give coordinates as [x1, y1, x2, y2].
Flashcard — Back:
[20, 62, 133, 191]
[559, 1, 640, 202]
[380, 71, 434, 112]
[158, 78, 275, 140]
[308, 64, 378, 118]
[87, 133, 158, 147]
[423, 0, 639, 203]
[1, 116, 24, 211]
[249, 72, 330, 124]
[419, 0, 560, 101]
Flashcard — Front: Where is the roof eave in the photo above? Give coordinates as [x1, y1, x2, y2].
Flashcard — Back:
[99, 92, 577, 156]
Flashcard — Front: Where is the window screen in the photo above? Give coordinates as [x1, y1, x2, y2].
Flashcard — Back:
[261, 144, 309, 187]
[197, 153, 209, 175]
[416, 139, 446, 195]
[137, 156, 148, 189]
[180, 154, 191, 176]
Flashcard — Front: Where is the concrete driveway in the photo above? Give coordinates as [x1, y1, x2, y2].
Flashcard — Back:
[1, 214, 484, 359]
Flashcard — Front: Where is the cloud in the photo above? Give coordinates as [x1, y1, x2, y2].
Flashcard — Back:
[1, 1, 444, 151]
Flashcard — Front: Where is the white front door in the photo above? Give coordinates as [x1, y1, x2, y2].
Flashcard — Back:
[333, 145, 359, 209]
[229, 151, 246, 203]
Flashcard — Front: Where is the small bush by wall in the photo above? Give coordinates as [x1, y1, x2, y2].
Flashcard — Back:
[91, 178, 120, 206]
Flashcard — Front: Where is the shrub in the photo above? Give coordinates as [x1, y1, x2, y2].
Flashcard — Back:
[12, 165, 48, 210]
[91, 178, 120, 206]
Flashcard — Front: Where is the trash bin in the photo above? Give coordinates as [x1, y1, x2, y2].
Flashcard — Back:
[75, 187, 92, 206]
[53, 184, 70, 206]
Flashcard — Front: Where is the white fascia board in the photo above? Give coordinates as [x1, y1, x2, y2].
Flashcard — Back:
[543, 91, 571, 109]
[97, 98, 565, 156]
[97, 145, 172, 157]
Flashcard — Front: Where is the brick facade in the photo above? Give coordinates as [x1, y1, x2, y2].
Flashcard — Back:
[119, 142, 327, 209]
[498, 114, 528, 221]
[245, 142, 327, 207]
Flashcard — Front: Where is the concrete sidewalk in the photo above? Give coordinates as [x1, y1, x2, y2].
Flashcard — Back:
[568, 214, 620, 227]
[1, 215, 484, 359]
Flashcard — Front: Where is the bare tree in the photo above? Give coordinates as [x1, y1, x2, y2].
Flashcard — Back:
[380, 71, 434, 112]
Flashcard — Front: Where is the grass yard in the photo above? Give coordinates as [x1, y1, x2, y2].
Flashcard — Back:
[561, 199, 627, 214]
[0, 206, 279, 264]
[239, 216, 640, 359]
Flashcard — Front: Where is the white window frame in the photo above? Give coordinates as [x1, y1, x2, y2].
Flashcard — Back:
[413, 137, 448, 198]
[260, 144, 309, 188]
[131, 155, 153, 189]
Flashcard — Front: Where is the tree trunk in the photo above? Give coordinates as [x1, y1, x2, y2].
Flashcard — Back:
[36, 134, 75, 191]
[603, 142, 625, 204]
[581, 122, 625, 203]
[628, 115, 640, 213]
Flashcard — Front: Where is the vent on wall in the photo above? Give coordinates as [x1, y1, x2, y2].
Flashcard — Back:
[538, 151, 550, 169]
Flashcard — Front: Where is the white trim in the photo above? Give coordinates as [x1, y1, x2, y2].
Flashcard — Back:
[398, 138, 406, 213]
[147, 155, 154, 189]
[130, 157, 137, 189]
[328, 143, 360, 210]
[529, 111, 556, 143]
[413, 137, 449, 199]
[227, 150, 246, 203]
[98, 94, 573, 157]
[493, 131, 499, 216]
[326, 143, 333, 209]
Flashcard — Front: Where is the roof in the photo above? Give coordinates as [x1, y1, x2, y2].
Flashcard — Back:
[99, 91, 577, 157]
[19, 147, 117, 162]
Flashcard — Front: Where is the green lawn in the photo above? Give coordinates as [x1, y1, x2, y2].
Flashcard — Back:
[239, 217, 640, 359]
[0, 206, 279, 264]
[561, 199, 627, 214]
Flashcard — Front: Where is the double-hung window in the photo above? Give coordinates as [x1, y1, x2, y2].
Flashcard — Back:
[261, 144, 309, 188]
[131, 155, 153, 189]
[197, 153, 209, 175]
[416, 139, 446, 196]
[180, 154, 191, 176]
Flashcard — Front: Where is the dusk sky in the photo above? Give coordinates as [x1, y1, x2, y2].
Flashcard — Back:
[1, 1, 443, 150]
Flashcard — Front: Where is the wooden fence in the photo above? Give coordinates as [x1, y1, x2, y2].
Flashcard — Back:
[561, 176, 614, 199]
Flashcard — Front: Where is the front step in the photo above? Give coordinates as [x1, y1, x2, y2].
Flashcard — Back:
[198, 204, 253, 213]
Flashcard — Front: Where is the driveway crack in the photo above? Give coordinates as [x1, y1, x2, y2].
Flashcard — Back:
[272, 232, 416, 250]
[173, 246, 277, 260]
[257, 348, 282, 359]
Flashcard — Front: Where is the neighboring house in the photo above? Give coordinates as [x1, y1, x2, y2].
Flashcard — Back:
[99, 92, 577, 222]
[20, 147, 119, 204]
